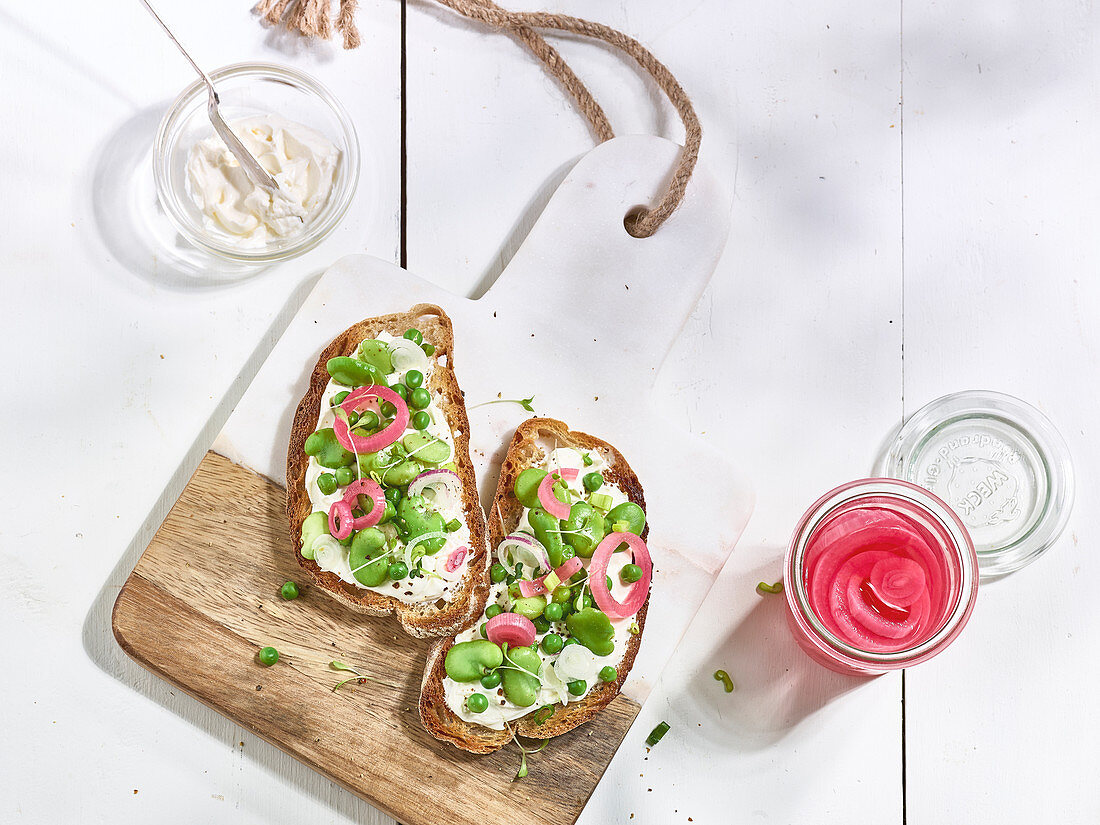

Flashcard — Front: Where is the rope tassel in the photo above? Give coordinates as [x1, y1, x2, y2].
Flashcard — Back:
[253, 0, 699, 237]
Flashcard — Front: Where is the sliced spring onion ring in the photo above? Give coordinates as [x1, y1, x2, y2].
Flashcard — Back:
[445, 546, 468, 573]
[333, 386, 409, 454]
[497, 532, 550, 573]
[328, 500, 354, 540]
[537, 473, 570, 520]
[402, 530, 449, 569]
[408, 469, 463, 511]
[589, 531, 652, 620]
[486, 613, 537, 648]
[341, 478, 386, 530]
[388, 336, 430, 374]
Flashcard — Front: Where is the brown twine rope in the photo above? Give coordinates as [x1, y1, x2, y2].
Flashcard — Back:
[252, 0, 700, 237]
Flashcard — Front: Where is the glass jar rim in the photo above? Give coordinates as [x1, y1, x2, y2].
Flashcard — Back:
[152, 62, 360, 263]
[785, 478, 979, 669]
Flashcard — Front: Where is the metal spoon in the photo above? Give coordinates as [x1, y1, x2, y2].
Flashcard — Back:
[139, 0, 281, 195]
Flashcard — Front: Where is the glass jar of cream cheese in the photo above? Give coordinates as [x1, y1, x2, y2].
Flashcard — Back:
[154, 63, 360, 263]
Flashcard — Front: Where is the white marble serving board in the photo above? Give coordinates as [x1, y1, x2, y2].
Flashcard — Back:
[213, 134, 753, 702]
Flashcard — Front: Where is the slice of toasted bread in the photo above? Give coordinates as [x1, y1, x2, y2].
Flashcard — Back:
[286, 304, 490, 639]
[418, 417, 650, 753]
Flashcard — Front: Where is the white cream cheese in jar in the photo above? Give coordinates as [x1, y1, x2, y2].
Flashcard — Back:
[185, 114, 339, 248]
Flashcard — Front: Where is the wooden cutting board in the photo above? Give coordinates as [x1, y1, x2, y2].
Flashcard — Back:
[113, 136, 753, 824]
[113, 451, 638, 823]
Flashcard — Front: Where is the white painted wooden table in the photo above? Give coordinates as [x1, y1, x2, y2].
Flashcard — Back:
[2, 0, 1097, 822]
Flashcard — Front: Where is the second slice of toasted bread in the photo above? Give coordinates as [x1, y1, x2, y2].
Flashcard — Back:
[419, 417, 650, 753]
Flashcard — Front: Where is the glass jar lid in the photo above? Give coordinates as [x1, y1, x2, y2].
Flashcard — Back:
[879, 391, 1074, 578]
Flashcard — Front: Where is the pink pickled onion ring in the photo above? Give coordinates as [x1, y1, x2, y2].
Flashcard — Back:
[558, 468, 579, 481]
[341, 478, 386, 529]
[554, 557, 583, 582]
[333, 386, 410, 454]
[486, 613, 537, 648]
[445, 546, 468, 573]
[518, 579, 549, 598]
[328, 500, 353, 541]
[590, 532, 652, 619]
[537, 473, 570, 519]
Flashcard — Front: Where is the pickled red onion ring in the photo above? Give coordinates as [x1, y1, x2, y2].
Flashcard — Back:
[518, 579, 549, 598]
[537, 473, 570, 519]
[558, 468, 579, 482]
[486, 613, 537, 648]
[333, 386, 410, 454]
[590, 532, 651, 619]
[328, 500, 353, 540]
[341, 478, 386, 529]
[553, 557, 583, 582]
[445, 546, 468, 573]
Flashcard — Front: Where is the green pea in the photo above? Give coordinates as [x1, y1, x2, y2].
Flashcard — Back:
[480, 670, 502, 689]
[402, 432, 450, 465]
[561, 501, 606, 558]
[390, 383, 408, 401]
[326, 356, 382, 388]
[551, 585, 573, 605]
[533, 616, 551, 634]
[543, 602, 564, 622]
[379, 501, 396, 525]
[258, 646, 279, 666]
[606, 501, 646, 535]
[582, 472, 604, 492]
[490, 563, 508, 583]
[331, 390, 349, 407]
[279, 581, 299, 600]
[513, 467, 548, 509]
[403, 328, 424, 345]
[348, 528, 389, 586]
[485, 604, 503, 619]
[480, 622, 489, 638]
[405, 369, 424, 389]
[380, 401, 397, 418]
[409, 387, 432, 410]
[412, 411, 431, 430]
[317, 473, 337, 495]
[388, 561, 409, 580]
[563, 637, 580, 647]
[360, 410, 380, 430]
[528, 507, 566, 568]
[346, 411, 360, 427]
[444, 640, 504, 682]
[335, 466, 355, 486]
[356, 339, 393, 374]
[501, 647, 541, 707]
[299, 511, 329, 561]
[599, 666, 618, 683]
[304, 428, 354, 469]
[421, 342, 436, 356]
[567, 679, 587, 696]
[621, 563, 643, 584]
[566, 607, 615, 656]
[466, 692, 489, 713]
[541, 633, 564, 654]
[512, 596, 547, 621]
[384, 487, 403, 506]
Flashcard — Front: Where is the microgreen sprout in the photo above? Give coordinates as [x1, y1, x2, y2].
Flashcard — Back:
[509, 728, 549, 781]
[329, 661, 401, 693]
[472, 395, 537, 413]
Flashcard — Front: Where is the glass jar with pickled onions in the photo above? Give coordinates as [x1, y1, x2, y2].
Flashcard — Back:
[784, 479, 979, 675]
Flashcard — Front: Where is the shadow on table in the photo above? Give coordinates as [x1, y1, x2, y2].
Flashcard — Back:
[88, 104, 270, 290]
[668, 554, 871, 752]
